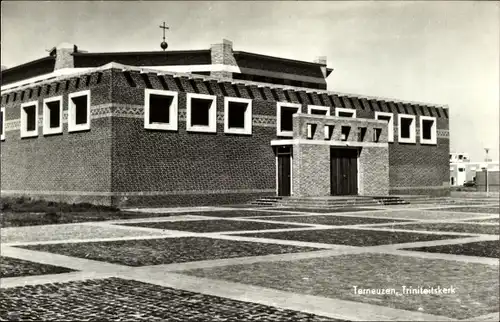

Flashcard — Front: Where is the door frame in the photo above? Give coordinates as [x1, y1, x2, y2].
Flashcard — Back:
[275, 146, 293, 196]
[330, 147, 359, 196]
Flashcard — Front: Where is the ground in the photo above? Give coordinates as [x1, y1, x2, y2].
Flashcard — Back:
[1, 197, 499, 321]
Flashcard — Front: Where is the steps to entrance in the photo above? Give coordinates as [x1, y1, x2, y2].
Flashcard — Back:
[250, 196, 409, 208]
[250, 195, 496, 209]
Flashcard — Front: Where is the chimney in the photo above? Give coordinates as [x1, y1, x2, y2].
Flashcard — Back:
[210, 39, 237, 79]
[314, 56, 328, 78]
[51, 42, 77, 71]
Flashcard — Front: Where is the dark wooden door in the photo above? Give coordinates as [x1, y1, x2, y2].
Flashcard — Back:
[277, 147, 292, 196]
[331, 148, 358, 195]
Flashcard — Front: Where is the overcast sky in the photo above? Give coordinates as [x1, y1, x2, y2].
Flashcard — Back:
[2, 1, 499, 161]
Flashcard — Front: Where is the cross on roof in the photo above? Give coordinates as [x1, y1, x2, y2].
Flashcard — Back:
[159, 22, 169, 41]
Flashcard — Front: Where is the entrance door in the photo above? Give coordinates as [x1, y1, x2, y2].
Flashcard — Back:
[277, 146, 292, 196]
[331, 148, 358, 195]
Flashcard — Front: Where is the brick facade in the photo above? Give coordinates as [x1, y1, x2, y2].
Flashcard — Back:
[1, 46, 451, 206]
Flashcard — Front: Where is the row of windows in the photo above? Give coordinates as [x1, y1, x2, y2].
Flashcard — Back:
[0, 88, 438, 145]
[0, 90, 90, 139]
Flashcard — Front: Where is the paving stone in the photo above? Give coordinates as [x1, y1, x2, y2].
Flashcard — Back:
[233, 228, 468, 246]
[255, 215, 410, 225]
[428, 207, 499, 214]
[375, 223, 499, 235]
[120, 219, 307, 232]
[404, 239, 500, 258]
[180, 253, 499, 319]
[0, 256, 74, 278]
[0, 278, 341, 321]
[18, 237, 323, 267]
[276, 207, 380, 213]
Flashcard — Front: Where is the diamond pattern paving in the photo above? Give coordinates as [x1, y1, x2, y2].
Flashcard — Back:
[1, 256, 74, 278]
[17, 237, 323, 266]
[120, 219, 307, 232]
[0, 278, 340, 321]
[233, 228, 468, 246]
[375, 223, 499, 235]
[256, 215, 410, 225]
[178, 253, 499, 319]
[404, 240, 500, 258]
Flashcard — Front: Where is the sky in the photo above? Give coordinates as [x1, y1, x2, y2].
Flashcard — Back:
[1, 1, 499, 162]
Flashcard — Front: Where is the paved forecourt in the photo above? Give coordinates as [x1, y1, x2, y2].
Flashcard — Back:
[1, 201, 499, 321]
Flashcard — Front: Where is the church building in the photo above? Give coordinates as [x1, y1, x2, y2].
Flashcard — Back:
[0, 39, 450, 207]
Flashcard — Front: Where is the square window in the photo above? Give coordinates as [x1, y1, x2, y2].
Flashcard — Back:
[341, 126, 351, 141]
[43, 96, 63, 135]
[420, 116, 437, 145]
[144, 89, 178, 131]
[277, 102, 301, 137]
[20, 101, 39, 138]
[68, 90, 91, 133]
[335, 107, 356, 118]
[375, 111, 394, 142]
[1, 107, 5, 141]
[398, 114, 416, 143]
[186, 93, 217, 133]
[224, 97, 252, 135]
[308, 105, 330, 139]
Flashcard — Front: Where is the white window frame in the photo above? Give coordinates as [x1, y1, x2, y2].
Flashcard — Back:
[144, 89, 178, 131]
[335, 107, 356, 118]
[43, 96, 63, 135]
[1, 107, 5, 141]
[186, 93, 217, 133]
[68, 90, 91, 133]
[224, 97, 252, 135]
[20, 100, 39, 138]
[277, 102, 301, 137]
[307, 105, 330, 139]
[307, 105, 330, 116]
[375, 111, 394, 142]
[398, 114, 416, 144]
[419, 115, 437, 145]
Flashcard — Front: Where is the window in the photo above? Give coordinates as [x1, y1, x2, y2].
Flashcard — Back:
[398, 114, 416, 143]
[307, 105, 329, 116]
[420, 116, 437, 144]
[341, 126, 351, 141]
[358, 127, 367, 142]
[144, 89, 178, 131]
[335, 107, 356, 118]
[43, 96, 63, 135]
[277, 102, 301, 137]
[458, 168, 465, 172]
[68, 90, 90, 133]
[373, 128, 382, 142]
[1, 107, 5, 141]
[375, 111, 394, 142]
[307, 105, 329, 139]
[224, 97, 252, 135]
[186, 93, 217, 133]
[20, 101, 39, 138]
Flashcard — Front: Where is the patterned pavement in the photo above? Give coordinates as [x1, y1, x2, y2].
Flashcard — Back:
[1, 201, 499, 321]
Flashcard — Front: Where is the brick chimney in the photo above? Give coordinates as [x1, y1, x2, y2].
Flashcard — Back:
[314, 56, 328, 78]
[51, 42, 78, 70]
[210, 39, 237, 79]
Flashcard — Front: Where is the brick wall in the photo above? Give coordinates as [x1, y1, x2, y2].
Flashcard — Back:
[292, 144, 330, 197]
[0, 70, 114, 205]
[359, 146, 389, 196]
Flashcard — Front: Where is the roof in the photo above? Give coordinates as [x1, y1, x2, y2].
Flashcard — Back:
[0, 62, 448, 109]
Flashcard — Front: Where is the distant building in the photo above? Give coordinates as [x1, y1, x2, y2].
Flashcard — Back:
[1, 40, 450, 207]
[449, 151, 499, 186]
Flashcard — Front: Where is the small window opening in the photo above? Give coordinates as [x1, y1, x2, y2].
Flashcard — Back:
[400, 118, 413, 138]
[227, 101, 247, 129]
[341, 126, 351, 141]
[72, 96, 88, 125]
[280, 106, 297, 132]
[373, 128, 382, 142]
[149, 94, 173, 124]
[47, 101, 61, 128]
[422, 119, 434, 140]
[358, 127, 367, 142]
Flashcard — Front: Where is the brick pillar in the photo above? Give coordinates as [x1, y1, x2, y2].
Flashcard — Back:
[210, 39, 237, 79]
[53, 43, 77, 70]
